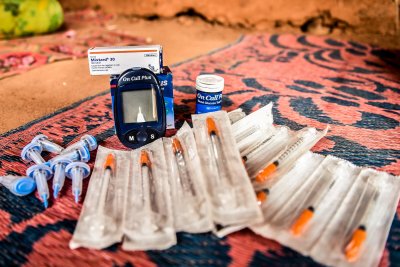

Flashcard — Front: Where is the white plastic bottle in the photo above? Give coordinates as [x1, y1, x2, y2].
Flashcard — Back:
[195, 74, 224, 114]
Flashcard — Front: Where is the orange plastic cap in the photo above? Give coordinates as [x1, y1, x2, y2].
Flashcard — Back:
[172, 138, 183, 154]
[255, 162, 278, 183]
[103, 153, 116, 172]
[140, 150, 151, 167]
[206, 117, 219, 136]
[256, 190, 268, 204]
[291, 208, 314, 236]
[345, 227, 367, 262]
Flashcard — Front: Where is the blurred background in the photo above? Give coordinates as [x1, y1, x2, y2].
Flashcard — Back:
[59, 0, 400, 48]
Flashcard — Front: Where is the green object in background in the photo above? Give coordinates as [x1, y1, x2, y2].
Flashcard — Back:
[0, 0, 64, 39]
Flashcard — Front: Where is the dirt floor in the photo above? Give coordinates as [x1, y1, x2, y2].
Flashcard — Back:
[0, 17, 242, 133]
[0, 15, 399, 134]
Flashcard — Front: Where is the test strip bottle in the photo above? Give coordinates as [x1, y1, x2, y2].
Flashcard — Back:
[195, 74, 224, 114]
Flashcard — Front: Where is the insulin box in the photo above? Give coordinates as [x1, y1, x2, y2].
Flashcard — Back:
[88, 45, 163, 75]
[110, 66, 175, 129]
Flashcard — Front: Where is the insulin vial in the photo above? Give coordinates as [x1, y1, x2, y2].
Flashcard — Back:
[195, 74, 224, 114]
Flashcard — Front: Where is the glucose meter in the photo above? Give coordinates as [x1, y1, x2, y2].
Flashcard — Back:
[113, 68, 166, 149]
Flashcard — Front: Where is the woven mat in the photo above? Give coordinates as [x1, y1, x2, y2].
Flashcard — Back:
[0, 9, 147, 80]
[0, 34, 399, 266]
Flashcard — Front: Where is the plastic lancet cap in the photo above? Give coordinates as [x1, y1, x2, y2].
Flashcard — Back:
[31, 134, 48, 144]
[21, 142, 42, 161]
[196, 74, 224, 93]
[65, 162, 91, 179]
[81, 135, 98, 151]
[12, 177, 36, 196]
[50, 158, 72, 170]
[26, 163, 53, 180]
[77, 146, 91, 162]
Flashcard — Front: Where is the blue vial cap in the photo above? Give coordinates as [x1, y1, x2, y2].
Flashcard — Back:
[65, 162, 91, 179]
[50, 158, 72, 171]
[82, 135, 98, 151]
[12, 177, 36, 196]
[21, 142, 42, 161]
[26, 163, 53, 180]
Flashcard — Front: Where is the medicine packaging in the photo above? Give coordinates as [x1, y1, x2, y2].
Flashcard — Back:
[70, 103, 399, 265]
[70, 146, 128, 249]
[122, 139, 176, 250]
[88, 45, 163, 75]
[163, 122, 213, 233]
[229, 103, 399, 267]
[192, 111, 263, 227]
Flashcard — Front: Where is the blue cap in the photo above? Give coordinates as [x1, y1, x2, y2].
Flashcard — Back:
[50, 158, 72, 171]
[31, 134, 48, 144]
[65, 162, 91, 179]
[26, 163, 53, 180]
[21, 142, 43, 161]
[12, 177, 36, 196]
[82, 135, 97, 151]
[77, 146, 90, 163]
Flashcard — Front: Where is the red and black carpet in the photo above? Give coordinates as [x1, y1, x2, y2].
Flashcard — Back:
[0, 34, 399, 266]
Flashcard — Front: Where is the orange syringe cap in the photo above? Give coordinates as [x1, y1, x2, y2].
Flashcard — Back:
[255, 161, 278, 183]
[172, 138, 183, 155]
[206, 117, 219, 136]
[256, 189, 269, 205]
[291, 207, 314, 236]
[345, 226, 367, 262]
[103, 153, 116, 172]
[140, 150, 151, 167]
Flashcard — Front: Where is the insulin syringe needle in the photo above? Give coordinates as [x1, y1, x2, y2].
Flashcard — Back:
[206, 117, 230, 185]
[140, 150, 151, 208]
[172, 138, 195, 196]
[256, 137, 305, 183]
[97, 153, 115, 213]
[242, 135, 273, 163]
[290, 176, 335, 236]
[235, 125, 260, 143]
[140, 150, 159, 233]
[344, 188, 378, 262]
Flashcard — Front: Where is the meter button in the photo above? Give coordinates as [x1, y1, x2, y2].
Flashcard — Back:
[146, 130, 158, 141]
[125, 131, 138, 144]
[136, 131, 148, 143]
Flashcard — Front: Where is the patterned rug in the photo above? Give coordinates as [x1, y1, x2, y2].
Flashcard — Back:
[0, 34, 399, 266]
[0, 9, 147, 80]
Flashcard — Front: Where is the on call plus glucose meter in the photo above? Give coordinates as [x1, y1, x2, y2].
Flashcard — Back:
[113, 68, 166, 149]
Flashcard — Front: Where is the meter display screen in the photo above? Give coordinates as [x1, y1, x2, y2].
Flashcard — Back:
[122, 89, 158, 123]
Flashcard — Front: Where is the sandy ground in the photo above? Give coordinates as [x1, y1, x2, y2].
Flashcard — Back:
[0, 15, 398, 134]
[0, 18, 242, 133]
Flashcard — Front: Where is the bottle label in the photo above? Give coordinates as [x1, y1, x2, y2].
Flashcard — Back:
[195, 90, 222, 114]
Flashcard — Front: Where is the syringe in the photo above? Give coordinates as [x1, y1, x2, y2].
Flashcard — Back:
[344, 188, 378, 262]
[139, 150, 158, 233]
[206, 117, 230, 186]
[87, 153, 116, 237]
[256, 136, 305, 183]
[98, 153, 115, 212]
[172, 138, 196, 196]
[290, 175, 335, 236]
